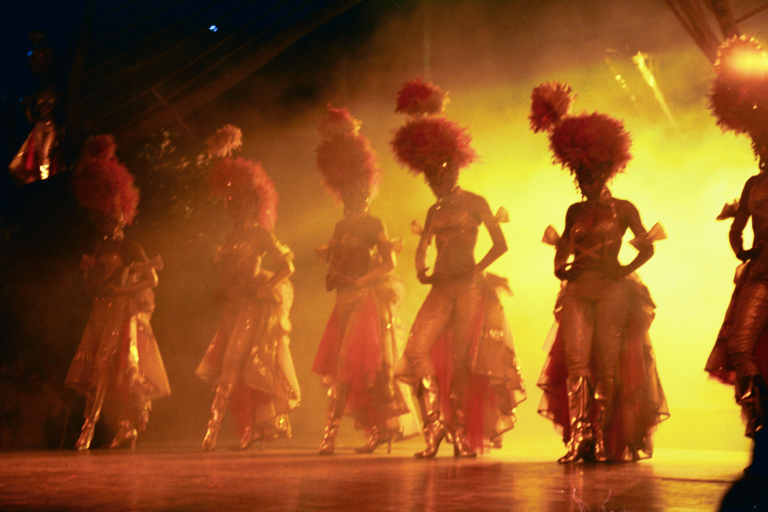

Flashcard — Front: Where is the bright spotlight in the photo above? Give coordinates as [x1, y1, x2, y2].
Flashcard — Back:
[208, 25, 218, 33]
[727, 49, 768, 74]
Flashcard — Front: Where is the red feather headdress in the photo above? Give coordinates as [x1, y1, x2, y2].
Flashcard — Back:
[391, 117, 476, 178]
[392, 80, 475, 178]
[209, 156, 278, 230]
[318, 105, 361, 139]
[73, 142, 139, 225]
[530, 82, 631, 181]
[316, 106, 379, 201]
[395, 79, 449, 116]
[710, 36, 768, 147]
[529, 82, 574, 133]
[206, 124, 243, 159]
[81, 134, 117, 163]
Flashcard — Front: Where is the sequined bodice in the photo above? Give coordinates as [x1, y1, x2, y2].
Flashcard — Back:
[219, 238, 266, 281]
[431, 190, 480, 277]
[331, 215, 381, 280]
[570, 200, 623, 273]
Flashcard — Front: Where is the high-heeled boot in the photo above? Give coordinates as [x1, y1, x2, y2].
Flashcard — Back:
[202, 383, 232, 451]
[110, 420, 138, 450]
[452, 407, 477, 458]
[737, 375, 768, 438]
[318, 417, 341, 455]
[592, 377, 615, 463]
[75, 381, 107, 451]
[414, 376, 447, 459]
[318, 386, 345, 455]
[558, 375, 594, 464]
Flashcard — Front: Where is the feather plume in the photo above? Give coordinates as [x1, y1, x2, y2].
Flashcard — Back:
[395, 79, 449, 116]
[316, 132, 379, 201]
[319, 106, 361, 139]
[73, 156, 139, 225]
[530, 82, 574, 133]
[391, 117, 476, 177]
[206, 124, 243, 158]
[710, 36, 768, 136]
[81, 134, 117, 162]
[549, 113, 631, 181]
[209, 157, 278, 230]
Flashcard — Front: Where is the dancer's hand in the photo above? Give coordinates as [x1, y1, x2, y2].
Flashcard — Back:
[417, 268, 435, 284]
[554, 265, 573, 281]
[738, 247, 761, 262]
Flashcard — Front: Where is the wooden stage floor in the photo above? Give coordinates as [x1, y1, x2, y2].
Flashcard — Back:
[0, 440, 755, 511]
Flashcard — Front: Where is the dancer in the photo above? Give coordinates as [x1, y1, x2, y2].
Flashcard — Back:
[706, 36, 768, 476]
[392, 80, 525, 458]
[66, 135, 170, 450]
[531, 82, 668, 463]
[196, 138, 300, 450]
[312, 106, 410, 455]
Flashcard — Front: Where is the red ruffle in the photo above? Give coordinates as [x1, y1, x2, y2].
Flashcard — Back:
[312, 292, 386, 420]
[430, 293, 507, 453]
[537, 280, 669, 460]
[706, 271, 768, 385]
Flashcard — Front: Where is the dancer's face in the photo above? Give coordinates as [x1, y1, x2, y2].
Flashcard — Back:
[427, 164, 459, 199]
[577, 173, 606, 201]
[342, 187, 370, 216]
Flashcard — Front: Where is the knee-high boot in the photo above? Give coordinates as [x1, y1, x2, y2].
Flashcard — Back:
[558, 375, 594, 464]
[414, 376, 447, 459]
[318, 385, 346, 455]
[737, 375, 768, 438]
[202, 383, 232, 451]
[593, 377, 615, 462]
[452, 406, 477, 458]
[75, 379, 107, 451]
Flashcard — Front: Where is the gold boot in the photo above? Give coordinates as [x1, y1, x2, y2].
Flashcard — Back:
[558, 376, 594, 464]
[354, 425, 390, 454]
[110, 420, 138, 450]
[75, 418, 96, 451]
[75, 382, 107, 451]
[202, 383, 232, 451]
[593, 378, 614, 463]
[414, 376, 447, 459]
[318, 419, 340, 455]
[452, 408, 477, 458]
[737, 375, 768, 437]
[318, 387, 344, 455]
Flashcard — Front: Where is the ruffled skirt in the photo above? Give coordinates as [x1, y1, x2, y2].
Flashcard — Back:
[312, 279, 411, 430]
[66, 297, 171, 413]
[196, 280, 299, 435]
[537, 275, 669, 461]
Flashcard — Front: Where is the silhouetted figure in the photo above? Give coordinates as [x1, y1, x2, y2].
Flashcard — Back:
[196, 133, 300, 451]
[67, 135, 170, 450]
[531, 82, 668, 464]
[392, 80, 525, 458]
[312, 106, 411, 455]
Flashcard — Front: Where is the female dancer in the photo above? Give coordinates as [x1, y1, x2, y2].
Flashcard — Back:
[706, 37, 768, 473]
[392, 80, 525, 458]
[312, 106, 410, 454]
[67, 135, 170, 450]
[196, 151, 301, 450]
[531, 82, 668, 463]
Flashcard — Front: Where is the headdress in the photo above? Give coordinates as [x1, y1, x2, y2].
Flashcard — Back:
[73, 134, 139, 224]
[530, 82, 631, 183]
[209, 156, 277, 230]
[316, 105, 379, 202]
[391, 79, 476, 180]
[206, 124, 243, 159]
[709, 36, 768, 158]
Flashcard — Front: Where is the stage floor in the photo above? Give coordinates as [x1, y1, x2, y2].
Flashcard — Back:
[0, 441, 751, 511]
